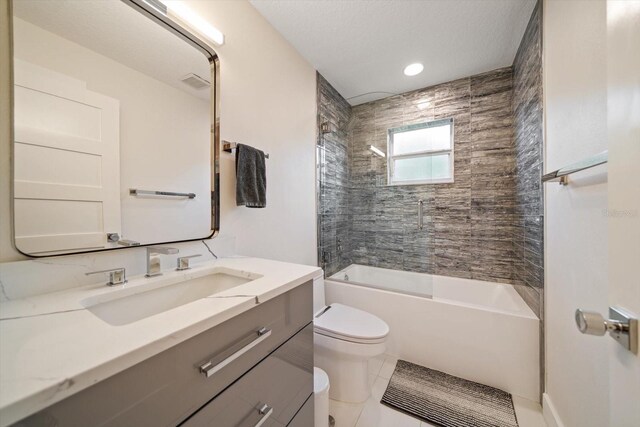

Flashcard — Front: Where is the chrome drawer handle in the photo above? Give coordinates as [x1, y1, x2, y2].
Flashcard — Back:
[199, 327, 272, 378]
[254, 404, 273, 427]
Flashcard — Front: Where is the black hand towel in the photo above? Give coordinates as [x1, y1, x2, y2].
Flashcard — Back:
[235, 143, 267, 208]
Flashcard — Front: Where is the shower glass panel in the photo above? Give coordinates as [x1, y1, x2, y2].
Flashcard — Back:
[316, 76, 439, 295]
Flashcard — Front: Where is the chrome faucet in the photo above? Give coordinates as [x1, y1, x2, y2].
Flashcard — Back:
[146, 246, 179, 277]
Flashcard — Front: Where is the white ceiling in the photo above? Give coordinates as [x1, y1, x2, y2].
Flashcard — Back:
[250, 0, 537, 105]
[13, 0, 211, 100]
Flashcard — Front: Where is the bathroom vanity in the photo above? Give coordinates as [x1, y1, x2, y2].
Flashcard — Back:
[0, 258, 320, 426]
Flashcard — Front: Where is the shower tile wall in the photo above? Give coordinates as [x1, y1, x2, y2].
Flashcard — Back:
[513, 0, 544, 320]
[512, 0, 544, 395]
[348, 68, 517, 283]
[317, 74, 352, 275]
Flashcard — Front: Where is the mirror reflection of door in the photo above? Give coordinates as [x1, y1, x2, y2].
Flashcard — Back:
[14, 59, 121, 254]
[11, 0, 216, 256]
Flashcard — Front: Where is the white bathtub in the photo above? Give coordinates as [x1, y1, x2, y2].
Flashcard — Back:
[327, 264, 540, 401]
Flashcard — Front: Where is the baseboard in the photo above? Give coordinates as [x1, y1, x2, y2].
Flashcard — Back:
[542, 393, 565, 427]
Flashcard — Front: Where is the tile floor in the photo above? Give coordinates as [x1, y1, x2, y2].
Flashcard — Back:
[328, 354, 546, 427]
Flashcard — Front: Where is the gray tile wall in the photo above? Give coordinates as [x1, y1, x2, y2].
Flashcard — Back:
[512, 0, 544, 395]
[318, 69, 519, 281]
[346, 68, 517, 283]
[513, 0, 544, 321]
[317, 74, 352, 275]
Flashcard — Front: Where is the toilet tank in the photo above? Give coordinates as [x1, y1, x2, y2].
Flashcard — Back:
[313, 272, 326, 315]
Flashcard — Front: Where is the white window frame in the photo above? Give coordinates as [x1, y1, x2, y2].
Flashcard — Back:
[387, 118, 454, 185]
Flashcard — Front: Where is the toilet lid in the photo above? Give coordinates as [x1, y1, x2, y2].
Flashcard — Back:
[314, 303, 389, 344]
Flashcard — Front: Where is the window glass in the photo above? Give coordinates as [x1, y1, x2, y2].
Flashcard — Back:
[388, 118, 454, 185]
[393, 154, 451, 182]
[392, 123, 452, 155]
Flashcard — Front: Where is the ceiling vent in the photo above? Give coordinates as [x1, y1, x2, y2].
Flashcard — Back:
[180, 73, 210, 90]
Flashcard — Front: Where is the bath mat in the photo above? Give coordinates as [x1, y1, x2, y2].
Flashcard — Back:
[381, 360, 518, 427]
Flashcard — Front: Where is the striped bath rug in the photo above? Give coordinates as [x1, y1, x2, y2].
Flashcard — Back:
[381, 360, 518, 427]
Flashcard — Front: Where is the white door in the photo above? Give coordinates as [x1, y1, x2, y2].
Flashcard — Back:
[606, 1, 640, 425]
[13, 59, 121, 255]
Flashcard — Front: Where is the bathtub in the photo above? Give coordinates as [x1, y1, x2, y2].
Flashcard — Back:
[326, 264, 540, 401]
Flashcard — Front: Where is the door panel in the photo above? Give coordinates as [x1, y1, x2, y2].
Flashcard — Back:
[606, 1, 640, 425]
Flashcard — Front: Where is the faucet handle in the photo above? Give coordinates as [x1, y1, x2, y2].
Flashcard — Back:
[86, 268, 127, 286]
[177, 254, 202, 271]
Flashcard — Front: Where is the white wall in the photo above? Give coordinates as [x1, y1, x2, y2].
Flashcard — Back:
[194, 0, 317, 265]
[0, 1, 317, 298]
[543, 0, 609, 426]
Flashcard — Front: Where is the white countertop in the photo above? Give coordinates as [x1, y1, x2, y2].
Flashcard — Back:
[0, 257, 322, 426]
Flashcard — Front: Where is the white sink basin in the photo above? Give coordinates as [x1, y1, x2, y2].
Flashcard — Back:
[81, 269, 261, 326]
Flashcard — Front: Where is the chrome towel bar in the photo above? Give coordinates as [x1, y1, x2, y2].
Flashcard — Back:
[223, 140, 270, 159]
[129, 189, 196, 199]
[542, 150, 608, 185]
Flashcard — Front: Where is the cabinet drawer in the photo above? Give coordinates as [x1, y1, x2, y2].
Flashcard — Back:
[287, 394, 314, 427]
[15, 281, 312, 427]
[182, 323, 313, 427]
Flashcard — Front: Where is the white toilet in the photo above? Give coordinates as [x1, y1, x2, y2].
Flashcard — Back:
[313, 274, 389, 403]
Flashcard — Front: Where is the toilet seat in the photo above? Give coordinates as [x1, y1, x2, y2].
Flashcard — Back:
[314, 303, 389, 344]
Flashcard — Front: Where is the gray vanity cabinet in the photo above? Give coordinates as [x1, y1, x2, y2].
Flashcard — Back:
[14, 282, 314, 427]
[182, 324, 313, 427]
[286, 395, 314, 427]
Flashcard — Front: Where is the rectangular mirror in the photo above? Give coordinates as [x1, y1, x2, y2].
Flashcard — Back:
[10, 0, 219, 257]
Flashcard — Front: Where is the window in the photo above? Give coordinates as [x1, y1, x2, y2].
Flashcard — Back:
[387, 118, 454, 185]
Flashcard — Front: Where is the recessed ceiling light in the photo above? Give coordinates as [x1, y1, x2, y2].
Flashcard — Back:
[404, 63, 424, 77]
